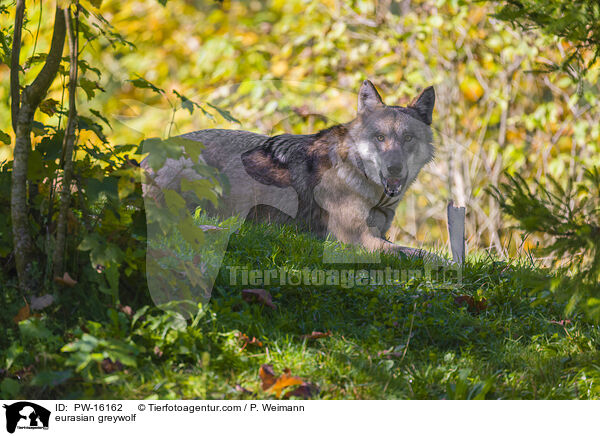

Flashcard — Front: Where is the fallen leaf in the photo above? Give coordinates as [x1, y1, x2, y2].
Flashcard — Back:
[285, 382, 319, 399]
[100, 358, 123, 374]
[259, 364, 277, 390]
[266, 369, 304, 398]
[454, 295, 487, 314]
[258, 365, 317, 399]
[30, 294, 54, 311]
[13, 298, 31, 324]
[301, 330, 332, 340]
[549, 319, 572, 326]
[53, 272, 77, 287]
[242, 289, 277, 309]
[235, 332, 263, 349]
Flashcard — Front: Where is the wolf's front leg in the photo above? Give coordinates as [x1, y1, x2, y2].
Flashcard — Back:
[360, 232, 445, 264]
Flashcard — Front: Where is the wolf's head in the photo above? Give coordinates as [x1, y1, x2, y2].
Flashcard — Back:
[347, 80, 435, 198]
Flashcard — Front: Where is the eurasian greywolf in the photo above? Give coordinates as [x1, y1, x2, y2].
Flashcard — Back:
[143, 80, 436, 259]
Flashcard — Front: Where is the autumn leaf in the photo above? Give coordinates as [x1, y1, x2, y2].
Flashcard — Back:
[258, 365, 317, 399]
[284, 382, 319, 399]
[459, 76, 484, 101]
[54, 272, 78, 287]
[235, 332, 263, 350]
[454, 295, 488, 314]
[301, 330, 332, 340]
[259, 364, 278, 390]
[266, 369, 304, 399]
[241, 289, 277, 309]
[13, 298, 31, 324]
[30, 294, 54, 311]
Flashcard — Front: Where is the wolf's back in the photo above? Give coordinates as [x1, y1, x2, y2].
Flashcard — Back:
[142, 128, 299, 221]
[180, 129, 269, 171]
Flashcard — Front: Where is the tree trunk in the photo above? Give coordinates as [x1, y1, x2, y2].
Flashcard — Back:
[11, 6, 66, 292]
[53, 5, 79, 277]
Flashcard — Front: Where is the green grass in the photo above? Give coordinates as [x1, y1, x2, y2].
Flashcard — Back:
[2, 221, 600, 399]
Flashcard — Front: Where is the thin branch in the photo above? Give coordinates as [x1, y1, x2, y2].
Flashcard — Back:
[24, 7, 66, 110]
[10, 0, 25, 133]
[30, 0, 43, 65]
[53, 3, 79, 277]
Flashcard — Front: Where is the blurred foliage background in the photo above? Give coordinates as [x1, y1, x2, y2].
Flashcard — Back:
[0, 0, 598, 256]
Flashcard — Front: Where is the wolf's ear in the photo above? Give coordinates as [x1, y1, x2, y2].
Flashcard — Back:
[241, 147, 291, 188]
[409, 86, 435, 125]
[358, 80, 384, 113]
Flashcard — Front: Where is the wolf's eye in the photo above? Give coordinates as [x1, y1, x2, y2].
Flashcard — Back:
[376, 135, 385, 142]
[404, 135, 413, 142]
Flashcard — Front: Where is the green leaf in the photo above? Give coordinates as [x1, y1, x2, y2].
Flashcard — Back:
[90, 108, 112, 129]
[0, 129, 11, 145]
[129, 75, 165, 95]
[173, 90, 199, 115]
[6, 343, 23, 370]
[19, 318, 55, 342]
[182, 137, 203, 163]
[86, 176, 119, 203]
[78, 233, 101, 252]
[62, 333, 100, 353]
[0, 378, 21, 398]
[142, 137, 184, 171]
[118, 172, 136, 200]
[78, 115, 107, 142]
[206, 102, 240, 124]
[178, 214, 205, 249]
[27, 149, 45, 182]
[30, 370, 73, 388]
[181, 178, 219, 206]
[79, 77, 103, 100]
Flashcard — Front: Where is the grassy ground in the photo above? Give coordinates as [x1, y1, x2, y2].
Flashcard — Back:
[2, 221, 600, 399]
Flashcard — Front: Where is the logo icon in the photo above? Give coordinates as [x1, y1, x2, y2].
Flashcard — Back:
[3, 402, 50, 434]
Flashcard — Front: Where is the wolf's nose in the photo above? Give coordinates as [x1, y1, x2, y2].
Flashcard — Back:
[387, 178, 402, 188]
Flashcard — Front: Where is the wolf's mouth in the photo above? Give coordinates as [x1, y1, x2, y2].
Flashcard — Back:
[380, 172, 406, 197]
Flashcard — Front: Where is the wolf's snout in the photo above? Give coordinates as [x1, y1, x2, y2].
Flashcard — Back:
[387, 177, 402, 187]
[380, 171, 407, 197]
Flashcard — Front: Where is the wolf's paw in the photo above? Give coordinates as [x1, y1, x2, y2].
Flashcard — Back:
[398, 247, 450, 267]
